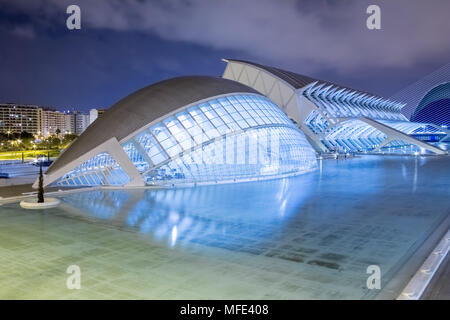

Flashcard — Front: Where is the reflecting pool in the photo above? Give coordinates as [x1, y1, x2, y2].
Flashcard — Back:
[0, 155, 449, 299]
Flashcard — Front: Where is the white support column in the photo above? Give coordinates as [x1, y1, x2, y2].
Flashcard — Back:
[373, 137, 393, 152]
[106, 139, 144, 187]
[34, 137, 144, 188]
[296, 94, 328, 153]
[360, 117, 447, 155]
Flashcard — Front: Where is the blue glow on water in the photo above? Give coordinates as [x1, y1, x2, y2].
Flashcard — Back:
[57, 154, 450, 295]
[2, 152, 449, 299]
[60, 173, 316, 247]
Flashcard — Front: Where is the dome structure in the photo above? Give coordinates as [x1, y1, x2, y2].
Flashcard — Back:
[37, 76, 317, 188]
[411, 82, 450, 127]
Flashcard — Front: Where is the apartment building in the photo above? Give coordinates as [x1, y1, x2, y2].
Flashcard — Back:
[0, 103, 42, 135]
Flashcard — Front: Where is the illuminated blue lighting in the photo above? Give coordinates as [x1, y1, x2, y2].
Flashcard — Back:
[122, 94, 317, 186]
[54, 152, 130, 186]
[302, 82, 448, 154]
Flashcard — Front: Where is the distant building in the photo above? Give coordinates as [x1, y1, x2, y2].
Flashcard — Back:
[74, 112, 90, 134]
[0, 103, 42, 135]
[41, 109, 74, 136]
[0, 103, 100, 137]
[89, 108, 105, 125]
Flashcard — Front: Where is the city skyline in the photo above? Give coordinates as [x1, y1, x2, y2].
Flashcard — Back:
[0, 103, 103, 136]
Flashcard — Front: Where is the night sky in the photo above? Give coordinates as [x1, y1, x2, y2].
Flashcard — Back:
[0, 0, 449, 113]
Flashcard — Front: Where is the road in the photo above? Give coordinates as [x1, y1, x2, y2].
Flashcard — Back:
[0, 161, 51, 188]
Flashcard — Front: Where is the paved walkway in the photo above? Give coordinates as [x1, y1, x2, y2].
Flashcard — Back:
[422, 253, 450, 300]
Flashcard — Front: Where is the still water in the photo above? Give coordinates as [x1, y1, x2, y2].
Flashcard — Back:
[0, 155, 449, 299]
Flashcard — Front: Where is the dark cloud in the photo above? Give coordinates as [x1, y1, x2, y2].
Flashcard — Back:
[10, 24, 35, 38]
[0, 0, 449, 110]
[5, 0, 448, 72]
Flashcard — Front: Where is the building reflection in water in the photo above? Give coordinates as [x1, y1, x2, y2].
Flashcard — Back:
[60, 174, 315, 249]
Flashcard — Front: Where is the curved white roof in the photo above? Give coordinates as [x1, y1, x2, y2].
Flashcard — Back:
[47, 76, 259, 174]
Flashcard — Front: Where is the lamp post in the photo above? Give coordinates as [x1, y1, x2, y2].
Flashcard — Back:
[37, 162, 44, 203]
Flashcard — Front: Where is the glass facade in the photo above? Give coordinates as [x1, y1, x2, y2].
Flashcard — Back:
[321, 119, 386, 153]
[317, 118, 447, 153]
[143, 126, 316, 185]
[52, 94, 317, 187]
[122, 94, 317, 186]
[411, 82, 450, 127]
[302, 83, 447, 154]
[55, 152, 130, 186]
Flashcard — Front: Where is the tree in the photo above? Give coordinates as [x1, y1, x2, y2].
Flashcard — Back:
[19, 131, 34, 149]
[62, 133, 78, 147]
[20, 131, 33, 140]
[0, 133, 7, 150]
[37, 163, 44, 203]
[46, 136, 61, 149]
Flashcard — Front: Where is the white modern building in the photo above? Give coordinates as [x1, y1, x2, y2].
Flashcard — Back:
[36, 76, 318, 188]
[390, 62, 450, 119]
[222, 59, 448, 155]
[34, 61, 449, 189]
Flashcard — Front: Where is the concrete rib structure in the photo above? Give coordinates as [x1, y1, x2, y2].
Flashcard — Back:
[222, 59, 448, 155]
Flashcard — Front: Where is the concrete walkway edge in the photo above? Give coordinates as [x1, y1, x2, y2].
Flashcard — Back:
[397, 228, 450, 300]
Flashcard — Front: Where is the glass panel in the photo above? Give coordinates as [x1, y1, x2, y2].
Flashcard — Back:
[54, 93, 316, 187]
[136, 130, 167, 165]
[143, 126, 317, 185]
[54, 152, 130, 186]
[122, 141, 151, 173]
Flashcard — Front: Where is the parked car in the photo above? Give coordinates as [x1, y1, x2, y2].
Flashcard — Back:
[31, 160, 53, 167]
[0, 172, 10, 179]
[30, 154, 53, 167]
